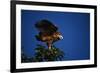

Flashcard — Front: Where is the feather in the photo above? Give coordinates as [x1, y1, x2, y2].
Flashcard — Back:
[35, 19, 63, 49]
[35, 20, 58, 34]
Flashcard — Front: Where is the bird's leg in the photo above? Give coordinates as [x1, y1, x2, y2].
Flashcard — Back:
[48, 43, 52, 49]
[47, 43, 51, 49]
[47, 41, 52, 50]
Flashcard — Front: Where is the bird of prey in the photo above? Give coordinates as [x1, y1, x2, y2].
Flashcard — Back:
[35, 20, 63, 49]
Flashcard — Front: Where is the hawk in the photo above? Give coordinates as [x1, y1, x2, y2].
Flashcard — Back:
[35, 20, 63, 49]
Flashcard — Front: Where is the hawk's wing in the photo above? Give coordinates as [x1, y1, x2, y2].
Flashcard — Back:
[35, 20, 58, 34]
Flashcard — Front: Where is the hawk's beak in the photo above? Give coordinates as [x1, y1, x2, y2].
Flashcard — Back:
[59, 35, 63, 39]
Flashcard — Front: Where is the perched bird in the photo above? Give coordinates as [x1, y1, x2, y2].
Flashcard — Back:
[35, 20, 63, 49]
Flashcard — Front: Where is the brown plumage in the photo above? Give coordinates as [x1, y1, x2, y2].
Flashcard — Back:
[35, 20, 63, 49]
[39, 32, 63, 49]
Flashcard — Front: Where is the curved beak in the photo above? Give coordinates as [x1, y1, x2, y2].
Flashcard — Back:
[59, 35, 63, 39]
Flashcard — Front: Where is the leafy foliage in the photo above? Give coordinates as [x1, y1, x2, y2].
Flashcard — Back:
[33, 44, 64, 62]
[21, 45, 64, 62]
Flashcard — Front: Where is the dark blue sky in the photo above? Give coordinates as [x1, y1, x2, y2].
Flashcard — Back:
[21, 10, 90, 61]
